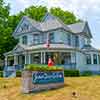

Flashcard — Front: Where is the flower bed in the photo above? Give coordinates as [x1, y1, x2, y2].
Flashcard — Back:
[24, 64, 63, 71]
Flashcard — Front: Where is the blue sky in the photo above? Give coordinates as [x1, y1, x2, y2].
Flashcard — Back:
[4, 0, 100, 49]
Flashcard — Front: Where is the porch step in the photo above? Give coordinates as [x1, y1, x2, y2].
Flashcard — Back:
[4, 71, 16, 78]
[3, 65, 24, 78]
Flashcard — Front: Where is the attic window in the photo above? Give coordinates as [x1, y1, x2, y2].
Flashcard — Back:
[20, 23, 29, 32]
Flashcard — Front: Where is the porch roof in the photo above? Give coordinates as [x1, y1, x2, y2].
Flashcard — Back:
[4, 43, 80, 56]
[81, 44, 100, 52]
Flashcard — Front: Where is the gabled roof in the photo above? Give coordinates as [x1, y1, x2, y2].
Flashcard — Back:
[67, 21, 92, 38]
[36, 18, 70, 32]
[13, 16, 40, 36]
[68, 22, 85, 33]
[42, 12, 57, 22]
[13, 13, 92, 38]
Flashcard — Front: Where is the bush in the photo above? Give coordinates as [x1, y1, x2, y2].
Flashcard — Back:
[24, 64, 63, 71]
[81, 71, 93, 76]
[0, 66, 4, 71]
[64, 70, 80, 77]
[0, 71, 3, 77]
[16, 71, 22, 77]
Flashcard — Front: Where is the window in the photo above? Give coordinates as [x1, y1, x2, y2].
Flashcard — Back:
[75, 35, 79, 47]
[33, 34, 40, 44]
[93, 54, 97, 64]
[49, 32, 54, 43]
[98, 55, 100, 64]
[86, 54, 91, 64]
[22, 36, 27, 45]
[67, 34, 71, 46]
[40, 33, 46, 44]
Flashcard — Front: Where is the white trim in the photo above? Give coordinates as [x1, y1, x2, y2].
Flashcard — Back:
[43, 52, 46, 64]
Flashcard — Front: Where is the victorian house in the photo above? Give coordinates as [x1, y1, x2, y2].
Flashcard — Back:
[4, 13, 100, 75]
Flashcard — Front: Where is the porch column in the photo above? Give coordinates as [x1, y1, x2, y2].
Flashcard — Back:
[28, 53, 31, 64]
[43, 52, 46, 64]
[71, 52, 76, 63]
[5, 56, 8, 66]
[91, 54, 93, 64]
[41, 52, 43, 64]
[97, 54, 99, 64]
[25, 53, 27, 64]
[14, 55, 18, 65]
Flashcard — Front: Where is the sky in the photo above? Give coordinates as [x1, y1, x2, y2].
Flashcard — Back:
[4, 0, 100, 49]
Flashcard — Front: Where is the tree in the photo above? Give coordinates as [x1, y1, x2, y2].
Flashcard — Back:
[0, 0, 17, 59]
[50, 7, 79, 24]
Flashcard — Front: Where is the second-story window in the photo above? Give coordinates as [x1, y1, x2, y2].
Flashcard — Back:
[75, 35, 79, 47]
[22, 36, 27, 45]
[93, 54, 97, 64]
[49, 32, 54, 43]
[33, 34, 40, 44]
[67, 34, 71, 46]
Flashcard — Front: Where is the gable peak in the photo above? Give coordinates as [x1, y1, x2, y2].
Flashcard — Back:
[42, 12, 57, 22]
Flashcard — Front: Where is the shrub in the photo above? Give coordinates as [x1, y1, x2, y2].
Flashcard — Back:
[24, 64, 63, 71]
[16, 71, 22, 77]
[0, 66, 4, 71]
[64, 70, 80, 77]
[0, 71, 3, 77]
[81, 71, 93, 76]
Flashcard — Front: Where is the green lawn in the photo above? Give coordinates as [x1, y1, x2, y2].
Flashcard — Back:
[0, 76, 100, 100]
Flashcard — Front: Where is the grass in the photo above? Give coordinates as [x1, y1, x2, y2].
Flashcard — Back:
[0, 76, 100, 100]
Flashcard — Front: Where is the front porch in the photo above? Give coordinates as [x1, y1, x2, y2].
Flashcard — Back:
[4, 51, 77, 70]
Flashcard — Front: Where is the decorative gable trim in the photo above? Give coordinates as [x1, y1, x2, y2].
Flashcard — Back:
[13, 16, 40, 37]
[12, 44, 25, 53]
[83, 22, 92, 38]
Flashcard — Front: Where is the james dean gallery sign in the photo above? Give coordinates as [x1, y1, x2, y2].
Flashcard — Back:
[32, 71, 64, 84]
[22, 70, 64, 93]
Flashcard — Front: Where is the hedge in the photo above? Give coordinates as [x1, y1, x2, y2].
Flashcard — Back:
[16, 70, 22, 77]
[64, 70, 80, 77]
[0, 66, 3, 71]
[24, 64, 63, 71]
[0, 71, 3, 77]
[81, 71, 93, 76]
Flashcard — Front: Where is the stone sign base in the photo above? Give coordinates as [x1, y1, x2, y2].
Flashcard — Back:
[22, 70, 64, 93]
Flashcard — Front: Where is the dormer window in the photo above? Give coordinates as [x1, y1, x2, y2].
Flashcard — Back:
[22, 36, 27, 45]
